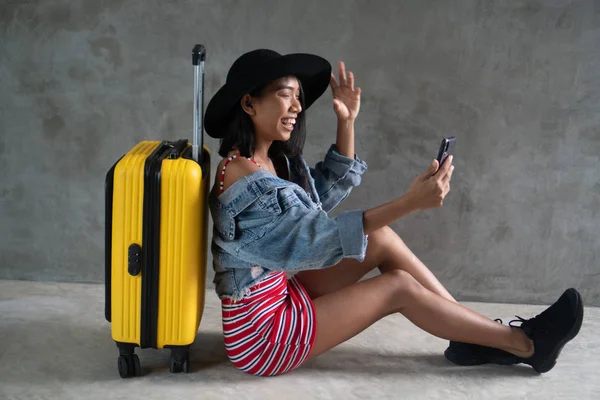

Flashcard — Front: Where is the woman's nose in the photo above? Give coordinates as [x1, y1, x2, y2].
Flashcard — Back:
[291, 97, 302, 113]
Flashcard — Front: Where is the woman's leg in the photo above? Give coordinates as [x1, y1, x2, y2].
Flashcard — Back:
[305, 269, 534, 361]
[294, 226, 533, 361]
[295, 226, 456, 302]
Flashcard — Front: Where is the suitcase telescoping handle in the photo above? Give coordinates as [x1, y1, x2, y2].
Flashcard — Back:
[192, 44, 206, 163]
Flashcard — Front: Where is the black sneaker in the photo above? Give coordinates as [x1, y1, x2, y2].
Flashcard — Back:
[444, 319, 520, 366]
[510, 288, 584, 373]
[444, 342, 520, 366]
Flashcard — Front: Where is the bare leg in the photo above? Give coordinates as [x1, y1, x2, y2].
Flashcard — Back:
[293, 226, 533, 361]
[295, 226, 456, 302]
[306, 269, 534, 361]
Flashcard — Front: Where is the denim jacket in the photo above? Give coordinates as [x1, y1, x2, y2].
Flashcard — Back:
[208, 144, 369, 300]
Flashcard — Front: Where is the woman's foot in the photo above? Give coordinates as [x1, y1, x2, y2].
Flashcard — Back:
[444, 341, 520, 366]
[444, 288, 584, 373]
[512, 288, 584, 373]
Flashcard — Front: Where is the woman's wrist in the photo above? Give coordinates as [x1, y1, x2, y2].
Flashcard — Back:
[337, 117, 355, 124]
[398, 192, 420, 213]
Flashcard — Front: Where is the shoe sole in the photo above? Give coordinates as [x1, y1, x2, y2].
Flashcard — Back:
[444, 347, 481, 366]
[533, 288, 584, 373]
[444, 347, 518, 366]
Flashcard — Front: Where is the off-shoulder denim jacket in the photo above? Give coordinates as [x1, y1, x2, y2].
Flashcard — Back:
[208, 144, 369, 300]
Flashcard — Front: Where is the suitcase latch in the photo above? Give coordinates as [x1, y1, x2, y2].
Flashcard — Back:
[128, 244, 142, 276]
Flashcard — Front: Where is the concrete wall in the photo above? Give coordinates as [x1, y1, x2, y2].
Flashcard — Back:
[1, 0, 598, 306]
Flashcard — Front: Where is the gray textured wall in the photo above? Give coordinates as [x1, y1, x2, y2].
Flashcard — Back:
[1, 0, 598, 306]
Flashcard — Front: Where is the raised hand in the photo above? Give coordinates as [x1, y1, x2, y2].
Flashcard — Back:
[329, 61, 361, 121]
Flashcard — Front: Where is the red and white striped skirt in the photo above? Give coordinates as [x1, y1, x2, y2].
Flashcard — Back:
[221, 271, 317, 376]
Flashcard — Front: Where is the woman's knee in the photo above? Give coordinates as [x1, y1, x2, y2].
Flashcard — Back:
[385, 269, 425, 305]
[367, 226, 397, 259]
[369, 225, 395, 243]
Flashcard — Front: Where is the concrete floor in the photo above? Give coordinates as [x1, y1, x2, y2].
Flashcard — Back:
[0, 280, 598, 400]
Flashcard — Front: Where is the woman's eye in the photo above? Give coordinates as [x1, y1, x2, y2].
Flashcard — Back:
[280, 92, 299, 100]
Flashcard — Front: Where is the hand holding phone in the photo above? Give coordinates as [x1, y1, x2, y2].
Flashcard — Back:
[405, 137, 455, 211]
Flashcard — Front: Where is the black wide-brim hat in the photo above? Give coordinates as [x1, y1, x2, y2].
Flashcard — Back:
[205, 49, 332, 138]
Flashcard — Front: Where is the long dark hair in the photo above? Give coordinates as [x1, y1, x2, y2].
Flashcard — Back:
[217, 79, 312, 194]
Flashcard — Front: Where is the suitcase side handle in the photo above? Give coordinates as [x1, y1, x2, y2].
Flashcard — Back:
[192, 45, 206, 163]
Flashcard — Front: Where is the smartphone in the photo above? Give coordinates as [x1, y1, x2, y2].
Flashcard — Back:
[436, 136, 456, 167]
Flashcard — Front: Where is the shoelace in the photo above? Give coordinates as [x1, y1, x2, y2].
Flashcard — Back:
[509, 316, 526, 328]
[509, 315, 550, 336]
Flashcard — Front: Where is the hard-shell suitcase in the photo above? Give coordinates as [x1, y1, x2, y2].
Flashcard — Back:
[105, 45, 211, 378]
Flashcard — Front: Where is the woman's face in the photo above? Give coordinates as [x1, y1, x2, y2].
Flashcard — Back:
[246, 76, 302, 142]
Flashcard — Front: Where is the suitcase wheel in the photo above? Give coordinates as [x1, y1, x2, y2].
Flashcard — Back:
[118, 354, 141, 378]
[169, 349, 190, 374]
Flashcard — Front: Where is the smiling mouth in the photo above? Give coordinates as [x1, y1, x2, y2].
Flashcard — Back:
[281, 118, 296, 130]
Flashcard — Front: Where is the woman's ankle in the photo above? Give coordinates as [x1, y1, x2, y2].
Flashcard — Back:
[505, 328, 534, 358]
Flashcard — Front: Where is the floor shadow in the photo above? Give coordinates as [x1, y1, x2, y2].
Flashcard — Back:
[139, 330, 230, 375]
[189, 330, 229, 371]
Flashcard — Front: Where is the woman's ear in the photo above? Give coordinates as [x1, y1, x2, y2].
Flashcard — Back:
[241, 94, 255, 116]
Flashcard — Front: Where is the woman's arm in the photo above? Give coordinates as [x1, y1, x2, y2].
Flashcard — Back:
[363, 157, 455, 235]
[336, 119, 354, 159]
[214, 156, 454, 272]
[363, 194, 417, 236]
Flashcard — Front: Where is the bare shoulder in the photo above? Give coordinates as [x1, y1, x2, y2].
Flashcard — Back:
[214, 156, 261, 195]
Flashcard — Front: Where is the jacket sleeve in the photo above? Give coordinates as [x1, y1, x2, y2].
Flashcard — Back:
[309, 144, 368, 213]
[221, 186, 369, 272]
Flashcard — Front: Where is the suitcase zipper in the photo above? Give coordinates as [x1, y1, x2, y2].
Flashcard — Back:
[140, 141, 173, 349]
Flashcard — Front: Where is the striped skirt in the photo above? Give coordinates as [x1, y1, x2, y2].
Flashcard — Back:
[221, 271, 317, 376]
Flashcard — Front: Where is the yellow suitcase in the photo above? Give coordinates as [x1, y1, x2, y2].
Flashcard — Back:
[104, 45, 210, 378]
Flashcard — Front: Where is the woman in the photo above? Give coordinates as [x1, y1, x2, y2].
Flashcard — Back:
[205, 49, 583, 377]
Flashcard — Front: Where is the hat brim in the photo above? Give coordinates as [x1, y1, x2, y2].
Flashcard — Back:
[205, 53, 332, 138]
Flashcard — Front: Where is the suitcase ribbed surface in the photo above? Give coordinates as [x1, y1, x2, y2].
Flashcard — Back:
[157, 155, 205, 348]
[111, 141, 159, 345]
